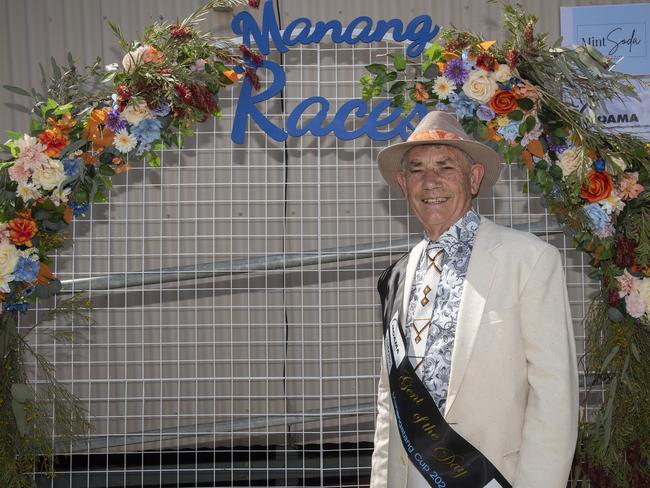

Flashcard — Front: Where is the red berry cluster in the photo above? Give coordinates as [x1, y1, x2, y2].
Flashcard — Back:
[170, 24, 192, 39]
[116, 84, 132, 111]
[240, 45, 264, 66]
[175, 82, 217, 114]
[475, 52, 497, 71]
[505, 49, 519, 70]
[614, 237, 638, 269]
[248, 0, 261, 8]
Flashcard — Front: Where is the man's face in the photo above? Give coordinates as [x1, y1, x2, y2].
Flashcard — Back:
[396, 145, 485, 240]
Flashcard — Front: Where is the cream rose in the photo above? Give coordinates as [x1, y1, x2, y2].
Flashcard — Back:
[122, 46, 147, 74]
[557, 146, 586, 177]
[493, 64, 512, 83]
[32, 159, 66, 191]
[0, 243, 19, 279]
[121, 100, 152, 126]
[636, 278, 650, 312]
[462, 70, 498, 103]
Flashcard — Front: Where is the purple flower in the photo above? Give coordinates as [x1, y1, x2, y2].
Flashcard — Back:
[106, 108, 128, 132]
[13, 256, 39, 282]
[444, 58, 470, 85]
[545, 135, 568, 154]
[476, 105, 495, 121]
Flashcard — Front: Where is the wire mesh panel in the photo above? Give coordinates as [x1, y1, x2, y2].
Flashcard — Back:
[23, 30, 595, 488]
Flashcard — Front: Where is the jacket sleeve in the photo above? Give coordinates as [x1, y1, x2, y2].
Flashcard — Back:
[369, 343, 391, 488]
[513, 245, 579, 488]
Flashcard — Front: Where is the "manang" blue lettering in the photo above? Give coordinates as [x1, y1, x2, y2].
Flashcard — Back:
[231, 60, 427, 144]
[232, 0, 440, 57]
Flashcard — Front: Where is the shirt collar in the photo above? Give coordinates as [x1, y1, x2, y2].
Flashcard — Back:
[424, 208, 481, 257]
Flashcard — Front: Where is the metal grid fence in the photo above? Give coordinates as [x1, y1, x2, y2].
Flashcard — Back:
[23, 31, 597, 488]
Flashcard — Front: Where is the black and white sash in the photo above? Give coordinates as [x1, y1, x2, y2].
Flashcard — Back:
[378, 256, 511, 488]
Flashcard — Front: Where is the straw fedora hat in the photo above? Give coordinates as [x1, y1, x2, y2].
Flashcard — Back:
[377, 111, 502, 196]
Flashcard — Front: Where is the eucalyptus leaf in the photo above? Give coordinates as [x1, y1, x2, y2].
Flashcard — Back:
[601, 345, 620, 372]
[11, 399, 29, 435]
[3, 85, 32, 97]
[11, 384, 34, 403]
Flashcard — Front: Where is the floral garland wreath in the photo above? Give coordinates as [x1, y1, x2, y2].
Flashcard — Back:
[359, 6, 649, 486]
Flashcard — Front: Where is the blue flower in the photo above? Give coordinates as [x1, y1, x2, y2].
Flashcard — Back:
[69, 201, 89, 217]
[476, 105, 495, 121]
[131, 118, 162, 144]
[13, 256, 39, 282]
[4, 302, 30, 313]
[583, 203, 614, 237]
[497, 120, 521, 141]
[453, 92, 477, 119]
[594, 159, 606, 172]
[106, 108, 128, 132]
[62, 157, 81, 178]
[136, 143, 152, 156]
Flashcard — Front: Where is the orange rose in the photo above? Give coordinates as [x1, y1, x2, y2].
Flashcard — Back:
[488, 89, 518, 115]
[47, 112, 77, 134]
[37, 128, 68, 157]
[580, 170, 613, 203]
[9, 215, 38, 247]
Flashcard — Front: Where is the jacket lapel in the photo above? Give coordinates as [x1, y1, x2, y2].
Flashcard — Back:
[402, 239, 427, 328]
[444, 218, 501, 416]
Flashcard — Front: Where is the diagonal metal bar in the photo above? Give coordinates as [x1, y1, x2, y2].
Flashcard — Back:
[60, 221, 562, 293]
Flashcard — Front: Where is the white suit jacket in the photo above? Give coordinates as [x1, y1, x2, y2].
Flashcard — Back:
[370, 217, 579, 488]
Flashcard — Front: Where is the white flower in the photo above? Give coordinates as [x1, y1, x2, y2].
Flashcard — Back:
[492, 64, 512, 83]
[520, 119, 543, 147]
[557, 146, 586, 177]
[636, 278, 650, 312]
[16, 182, 41, 203]
[600, 191, 625, 215]
[0, 224, 9, 245]
[462, 69, 497, 103]
[105, 63, 119, 71]
[32, 158, 66, 191]
[120, 99, 151, 126]
[433, 76, 454, 100]
[0, 273, 15, 293]
[122, 46, 147, 74]
[114, 129, 137, 153]
[0, 243, 20, 285]
[50, 186, 72, 206]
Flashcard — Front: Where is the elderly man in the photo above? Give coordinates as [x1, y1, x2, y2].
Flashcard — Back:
[370, 111, 578, 488]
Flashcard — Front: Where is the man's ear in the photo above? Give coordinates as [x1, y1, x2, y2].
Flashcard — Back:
[469, 163, 485, 196]
[396, 170, 408, 196]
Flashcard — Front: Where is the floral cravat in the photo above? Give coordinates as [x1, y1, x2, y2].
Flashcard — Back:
[405, 208, 481, 411]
